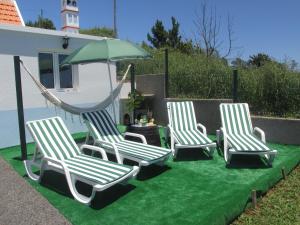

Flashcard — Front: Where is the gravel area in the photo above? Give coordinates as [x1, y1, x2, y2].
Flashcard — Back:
[0, 157, 71, 225]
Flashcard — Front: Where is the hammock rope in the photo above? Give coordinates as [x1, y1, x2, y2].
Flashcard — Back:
[20, 59, 131, 115]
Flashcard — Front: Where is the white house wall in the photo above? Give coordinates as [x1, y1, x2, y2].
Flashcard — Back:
[0, 26, 118, 148]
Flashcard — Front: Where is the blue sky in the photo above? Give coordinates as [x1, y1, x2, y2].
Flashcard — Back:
[17, 0, 300, 64]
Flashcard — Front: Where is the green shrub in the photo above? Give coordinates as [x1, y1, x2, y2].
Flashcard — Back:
[239, 62, 300, 118]
[118, 49, 300, 118]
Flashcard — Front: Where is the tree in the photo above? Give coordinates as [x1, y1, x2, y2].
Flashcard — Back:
[79, 27, 115, 37]
[193, 2, 234, 58]
[147, 17, 198, 54]
[178, 39, 196, 54]
[147, 20, 168, 48]
[167, 17, 182, 48]
[26, 16, 56, 30]
[231, 57, 248, 68]
[283, 57, 298, 71]
[248, 53, 272, 67]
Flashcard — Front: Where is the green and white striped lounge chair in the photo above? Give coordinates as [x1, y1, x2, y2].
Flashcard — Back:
[82, 110, 172, 167]
[167, 101, 216, 158]
[24, 117, 139, 205]
[217, 103, 277, 166]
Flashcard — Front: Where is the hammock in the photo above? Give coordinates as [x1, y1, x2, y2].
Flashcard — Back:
[20, 59, 131, 115]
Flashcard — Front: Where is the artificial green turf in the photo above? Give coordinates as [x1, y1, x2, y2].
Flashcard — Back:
[0, 131, 299, 225]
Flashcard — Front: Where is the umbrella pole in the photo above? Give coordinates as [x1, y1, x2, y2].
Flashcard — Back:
[107, 61, 117, 122]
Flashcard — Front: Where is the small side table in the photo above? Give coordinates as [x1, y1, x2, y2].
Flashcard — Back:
[126, 124, 161, 147]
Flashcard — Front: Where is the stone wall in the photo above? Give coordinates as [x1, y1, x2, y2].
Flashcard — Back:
[135, 74, 232, 134]
[252, 116, 300, 145]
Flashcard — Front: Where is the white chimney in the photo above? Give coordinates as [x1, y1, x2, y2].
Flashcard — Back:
[61, 0, 79, 33]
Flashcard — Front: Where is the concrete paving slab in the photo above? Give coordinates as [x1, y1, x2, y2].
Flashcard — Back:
[0, 157, 71, 225]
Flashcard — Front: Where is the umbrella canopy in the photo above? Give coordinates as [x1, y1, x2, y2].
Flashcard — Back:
[62, 39, 151, 65]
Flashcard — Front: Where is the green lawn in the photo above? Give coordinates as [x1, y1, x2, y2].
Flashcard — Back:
[233, 164, 300, 225]
[0, 132, 299, 225]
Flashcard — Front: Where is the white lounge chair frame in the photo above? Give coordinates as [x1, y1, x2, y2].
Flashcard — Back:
[167, 101, 216, 158]
[216, 103, 277, 166]
[25, 117, 139, 205]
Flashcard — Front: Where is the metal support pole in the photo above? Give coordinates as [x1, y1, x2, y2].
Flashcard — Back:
[232, 69, 238, 103]
[14, 56, 27, 160]
[251, 190, 257, 208]
[130, 63, 135, 120]
[165, 48, 169, 98]
[113, 0, 117, 38]
[281, 167, 286, 180]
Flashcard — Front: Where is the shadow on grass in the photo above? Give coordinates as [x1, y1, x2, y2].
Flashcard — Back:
[13, 153, 35, 161]
[217, 143, 271, 169]
[136, 164, 171, 181]
[226, 155, 270, 169]
[13, 156, 24, 161]
[91, 184, 136, 209]
[174, 148, 212, 162]
[26, 170, 136, 210]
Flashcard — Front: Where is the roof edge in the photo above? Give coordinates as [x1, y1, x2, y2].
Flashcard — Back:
[13, 0, 25, 26]
[0, 24, 107, 40]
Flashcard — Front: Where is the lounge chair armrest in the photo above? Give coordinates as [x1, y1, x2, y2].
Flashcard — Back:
[220, 128, 228, 141]
[216, 129, 222, 145]
[124, 132, 147, 144]
[197, 123, 207, 136]
[220, 128, 230, 159]
[95, 140, 123, 164]
[80, 144, 108, 161]
[168, 125, 177, 155]
[220, 128, 229, 148]
[253, 127, 266, 143]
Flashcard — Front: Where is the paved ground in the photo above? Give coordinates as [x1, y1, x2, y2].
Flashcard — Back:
[0, 157, 71, 225]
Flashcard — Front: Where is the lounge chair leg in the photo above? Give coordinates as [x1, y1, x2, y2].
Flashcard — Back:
[265, 154, 275, 167]
[224, 149, 231, 165]
[205, 147, 215, 158]
[68, 174, 96, 205]
[172, 148, 178, 159]
[216, 130, 222, 146]
[24, 160, 47, 182]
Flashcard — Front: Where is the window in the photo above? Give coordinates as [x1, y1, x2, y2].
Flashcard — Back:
[73, 15, 78, 24]
[39, 53, 54, 89]
[39, 52, 76, 90]
[68, 14, 72, 24]
[59, 54, 73, 88]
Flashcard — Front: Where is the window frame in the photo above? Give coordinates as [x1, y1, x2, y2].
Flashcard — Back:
[38, 52, 55, 89]
[38, 51, 79, 91]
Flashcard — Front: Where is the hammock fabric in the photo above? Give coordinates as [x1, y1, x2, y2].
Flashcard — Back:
[20, 59, 131, 115]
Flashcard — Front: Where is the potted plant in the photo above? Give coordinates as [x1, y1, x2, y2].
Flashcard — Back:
[126, 89, 144, 124]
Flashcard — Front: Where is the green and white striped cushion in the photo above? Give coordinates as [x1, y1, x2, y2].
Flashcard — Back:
[27, 117, 133, 184]
[227, 134, 270, 151]
[27, 117, 81, 160]
[82, 110, 171, 162]
[220, 103, 253, 135]
[114, 140, 170, 161]
[167, 101, 213, 146]
[82, 110, 123, 143]
[64, 154, 132, 185]
[220, 103, 270, 152]
[167, 101, 198, 131]
[173, 130, 212, 146]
